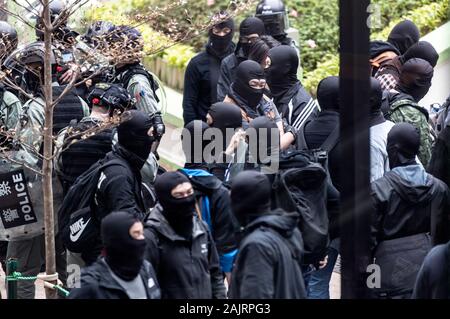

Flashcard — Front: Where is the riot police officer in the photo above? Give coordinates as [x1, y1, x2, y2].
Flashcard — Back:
[3, 42, 88, 298]
[0, 21, 22, 132]
[108, 25, 165, 144]
[255, 0, 295, 47]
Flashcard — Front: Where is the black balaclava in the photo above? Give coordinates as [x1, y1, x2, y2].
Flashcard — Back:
[231, 60, 265, 108]
[101, 211, 146, 281]
[369, 77, 383, 113]
[316, 76, 340, 111]
[208, 17, 235, 57]
[387, 122, 420, 169]
[182, 120, 210, 169]
[238, 17, 266, 57]
[265, 45, 298, 99]
[208, 102, 243, 153]
[230, 170, 271, 227]
[154, 171, 195, 239]
[387, 20, 420, 55]
[397, 58, 434, 102]
[401, 41, 439, 67]
[247, 116, 280, 165]
[117, 110, 154, 164]
[368, 77, 385, 126]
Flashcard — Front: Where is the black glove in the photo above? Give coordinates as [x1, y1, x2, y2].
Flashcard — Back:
[283, 119, 298, 143]
[152, 112, 165, 140]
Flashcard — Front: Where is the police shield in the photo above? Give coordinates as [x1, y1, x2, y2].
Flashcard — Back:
[0, 162, 44, 241]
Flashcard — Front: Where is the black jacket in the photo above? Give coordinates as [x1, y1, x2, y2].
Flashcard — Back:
[371, 167, 450, 251]
[229, 210, 307, 299]
[303, 110, 341, 192]
[412, 242, 450, 299]
[272, 81, 318, 130]
[216, 50, 246, 103]
[182, 44, 235, 125]
[179, 168, 239, 271]
[94, 145, 147, 221]
[69, 258, 161, 299]
[81, 145, 148, 264]
[144, 206, 226, 299]
[428, 125, 450, 189]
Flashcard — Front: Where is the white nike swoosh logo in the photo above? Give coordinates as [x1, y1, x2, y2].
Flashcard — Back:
[70, 218, 91, 242]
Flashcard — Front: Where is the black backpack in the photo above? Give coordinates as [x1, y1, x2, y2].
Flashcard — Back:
[58, 157, 126, 253]
[271, 150, 330, 265]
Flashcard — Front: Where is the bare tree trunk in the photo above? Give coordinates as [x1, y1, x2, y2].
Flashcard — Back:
[42, 0, 57, 299]
[0, 0, 7, 21]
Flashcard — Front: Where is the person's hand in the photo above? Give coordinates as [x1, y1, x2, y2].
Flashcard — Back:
[225, 129, 246, 156]
[59, 63, 80, 83]
[318, 255, 328, 269]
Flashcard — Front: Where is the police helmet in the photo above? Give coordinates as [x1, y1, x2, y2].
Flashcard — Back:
[255, 0, 289, 37]
[87, 82, 135, 115]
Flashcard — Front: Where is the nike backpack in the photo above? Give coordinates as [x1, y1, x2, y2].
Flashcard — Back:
[58, 158, 125, 253]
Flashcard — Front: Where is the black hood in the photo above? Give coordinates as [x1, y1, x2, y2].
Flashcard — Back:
[231, 60, 265, 109]
[397, 57, 434, 102]
[182, 120, 211, 169]
[401, 41, 439, 67]
[370, 40, 400, 59]
[146, 205, 205, 242]
[235, 17, 266, 58]
[387, 20, 420, 55]
[207, 17, 235, 59]
[265, 45, 298, 100]
[317, 76, 339, 111]
[245, 209, 299, 238]
[386, 170, 434, 204]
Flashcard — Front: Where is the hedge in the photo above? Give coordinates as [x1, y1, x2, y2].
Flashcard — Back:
[302, 0, 450, 96]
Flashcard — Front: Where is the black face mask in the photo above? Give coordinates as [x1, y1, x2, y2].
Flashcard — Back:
[155, 171, 196, 239]
[387, 122, 420, 169]
[317, 76, 340, 111]
[208, 19, 235, 55]
[401, 41, 439, 68]
[237, 17, 265, 58]
[230, 170, 271, 227]
[231, 60, 265, 108]
[182, 120, 210, 169]
[118, 110, 154, 163]
[387, 20, 420, 55]
[266, 45, 298, 98]
[397, 58, 434, 102]
[101, 211, 146, 281]
[209, 102, 242, 152]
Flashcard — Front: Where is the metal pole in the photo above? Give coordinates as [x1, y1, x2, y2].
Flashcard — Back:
[6, 258, 17, 299]
[339, 0, 373, 299]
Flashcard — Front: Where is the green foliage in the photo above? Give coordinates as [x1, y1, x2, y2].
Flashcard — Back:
[285, 0, 438, 74]
[162, 45, 197, 69]
[302, 0, 450, 97]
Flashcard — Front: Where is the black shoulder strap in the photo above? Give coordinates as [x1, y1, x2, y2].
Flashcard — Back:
[320, 124, 340, 153]
[121, 65, 160, 103]
[296, 119, 311, 150]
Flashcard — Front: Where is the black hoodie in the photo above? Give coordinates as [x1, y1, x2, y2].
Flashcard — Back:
[229, 210, 307, 299]
[371, 166, 450, 249]
[144, 206, 226, 299]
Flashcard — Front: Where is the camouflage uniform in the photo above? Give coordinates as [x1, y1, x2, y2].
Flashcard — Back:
[12, 95, 89, 166]
[389, 101, 432, 167]
[4, 94, 88, 299]
[0, 90, 22, 131]
[124, 73, 159, 116]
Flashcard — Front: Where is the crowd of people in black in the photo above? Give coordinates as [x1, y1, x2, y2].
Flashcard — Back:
[0, 0, 450, 299]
